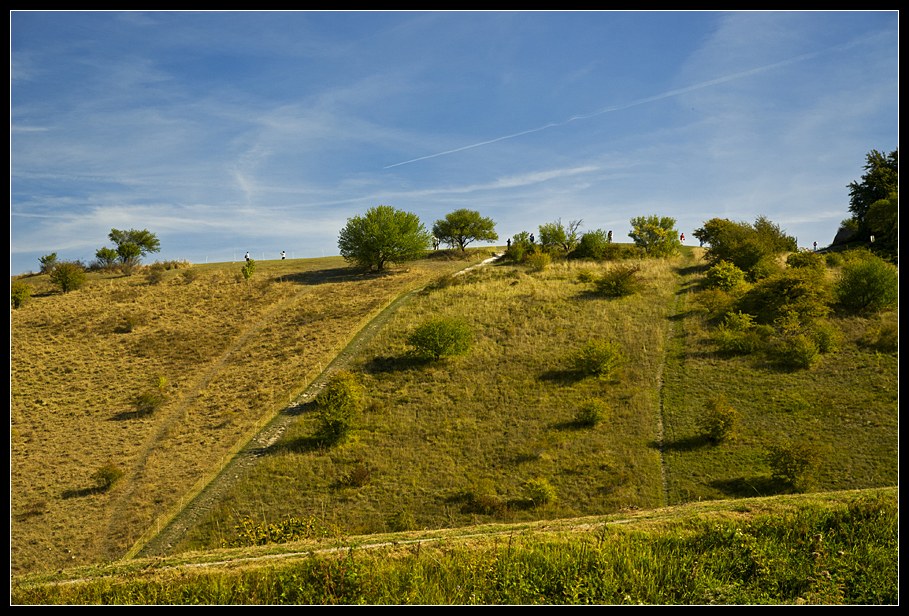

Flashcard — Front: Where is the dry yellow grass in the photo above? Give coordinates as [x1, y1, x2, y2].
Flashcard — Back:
[10, 253, 485, 576]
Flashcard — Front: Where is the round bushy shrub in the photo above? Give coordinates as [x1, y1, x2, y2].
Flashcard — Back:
[594, 265, 641, 298]
[10, 279, 32, 309]
[526, 249, 551, 272]
[574, 398, 610, 427]
[523, 477, 557, 506]
[315, 371, 364, 440]
[407, 318, 473, 360]
[568, 340, 624, 380]
[697, 396, 738, 443]
[91, 463, 124, 492]
[704, 260, 746, 291]
[786, 250, 825, 271]
[49, 261, 87, 293]
[835, 254, 898, 314]
[765, 441, 819, 491]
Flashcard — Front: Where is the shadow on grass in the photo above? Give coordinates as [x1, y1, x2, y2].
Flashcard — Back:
[444, 491, 537, 515]
[109, 409, 154, 421]
[538, 369, 587, 385]
[62, 485, 107, 499]
[365, 354, 433, 373]
[709, 476, 798, 498]
[652, 434, 716, 452]
[277, 266, 398, 286]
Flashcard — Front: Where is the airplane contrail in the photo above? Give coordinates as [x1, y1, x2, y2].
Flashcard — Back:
[384, 48, 824, 170]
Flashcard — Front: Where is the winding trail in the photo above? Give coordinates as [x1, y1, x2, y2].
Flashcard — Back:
[133, 255, 502, 559]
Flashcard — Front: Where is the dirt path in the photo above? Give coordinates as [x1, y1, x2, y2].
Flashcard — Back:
[133, 255, 501, 559]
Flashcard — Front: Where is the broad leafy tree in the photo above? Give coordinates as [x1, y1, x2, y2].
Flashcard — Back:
[539, 219, 583, 255]
[694, 216, 796, 279]
[338, 205, 432, 271]
[108, 228, 161, 267]
[432, 209, 498, 252]
[628, 215, 680, 257]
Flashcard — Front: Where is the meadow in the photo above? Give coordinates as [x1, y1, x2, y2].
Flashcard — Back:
[10, 245, 898, 604]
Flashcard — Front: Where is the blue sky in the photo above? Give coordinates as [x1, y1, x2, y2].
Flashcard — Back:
[10, 10, 898, 275]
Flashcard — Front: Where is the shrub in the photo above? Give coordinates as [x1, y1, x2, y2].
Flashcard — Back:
[523, 477, 557, 506]
[337, 461, 371, 488]
[809, 319, 842, 354]
[180, 268, 200, 284]
[824, 252, 844, 267]
[769, 333, 820, 371]
[861, 313, 898, 353]
[697, 396, 738, 443]
[712, 311, 761, 355]
[574, 398, 610, 427]
[696, 288, 736, 320]
[568, 339, 624, 380]
[704, 260, 746, 291]
[49, 261, 87, 293]
[315, 371, 364, 440]
[407, 318, 473, 360]
[241, 258, 256, 281]
[10, 279, 32, 309]
[572, 229, 611, 260]
[386, 509, 416, 532]
[835, 254, 898, 314]
[765, 441, 819, 491]
[575, 268, 596, 283]
[736, 268, 831, 326]
[786, 250, 825, 271]
[145, 265, 166, 285]
[594, 264, 641, 298]
[525, 249, 551, 272]
[132, 390, 166, 416]
[91, 463, 124, 492]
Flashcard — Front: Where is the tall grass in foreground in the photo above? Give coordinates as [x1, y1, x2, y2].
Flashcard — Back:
[12, 490, 896, 605]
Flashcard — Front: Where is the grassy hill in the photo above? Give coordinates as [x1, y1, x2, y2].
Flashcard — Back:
[10, 247, 898, 604]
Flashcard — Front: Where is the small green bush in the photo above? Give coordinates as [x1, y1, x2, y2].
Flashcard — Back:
[315, 371, 364, 440]
[696, 288, 736, 320]
[49, 261, 87, 293]
[132, 390, 166, 416]
[769, 333, 820, 370]
[523, 477, 557, 506]
[835, 254, 898, 314]
[861, 313, 898, 353]
[337, 462, 371, 488]
[594, 264, 641, 297]
[786, 250, 825, 271]
[11, 279, 33, 309]
[697, 396, 738, 443]
[704, 260, 746, 291]
[713, 311, 761, 355]
[525, 249, 551, 272]
[575, 268, 596, 283]
[407, 318, 473, 360]
[241, 258, 256, 281]
[809, 319, 842, 354]
[574, 398, 610, 427]
[91, 463, 124, 492]
[765, 441, 819, 491]
[568, 340, 624, 380]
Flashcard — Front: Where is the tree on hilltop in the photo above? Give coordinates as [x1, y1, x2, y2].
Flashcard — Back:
[338, 205, 432, 271]
[432, 209, 498, 252]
